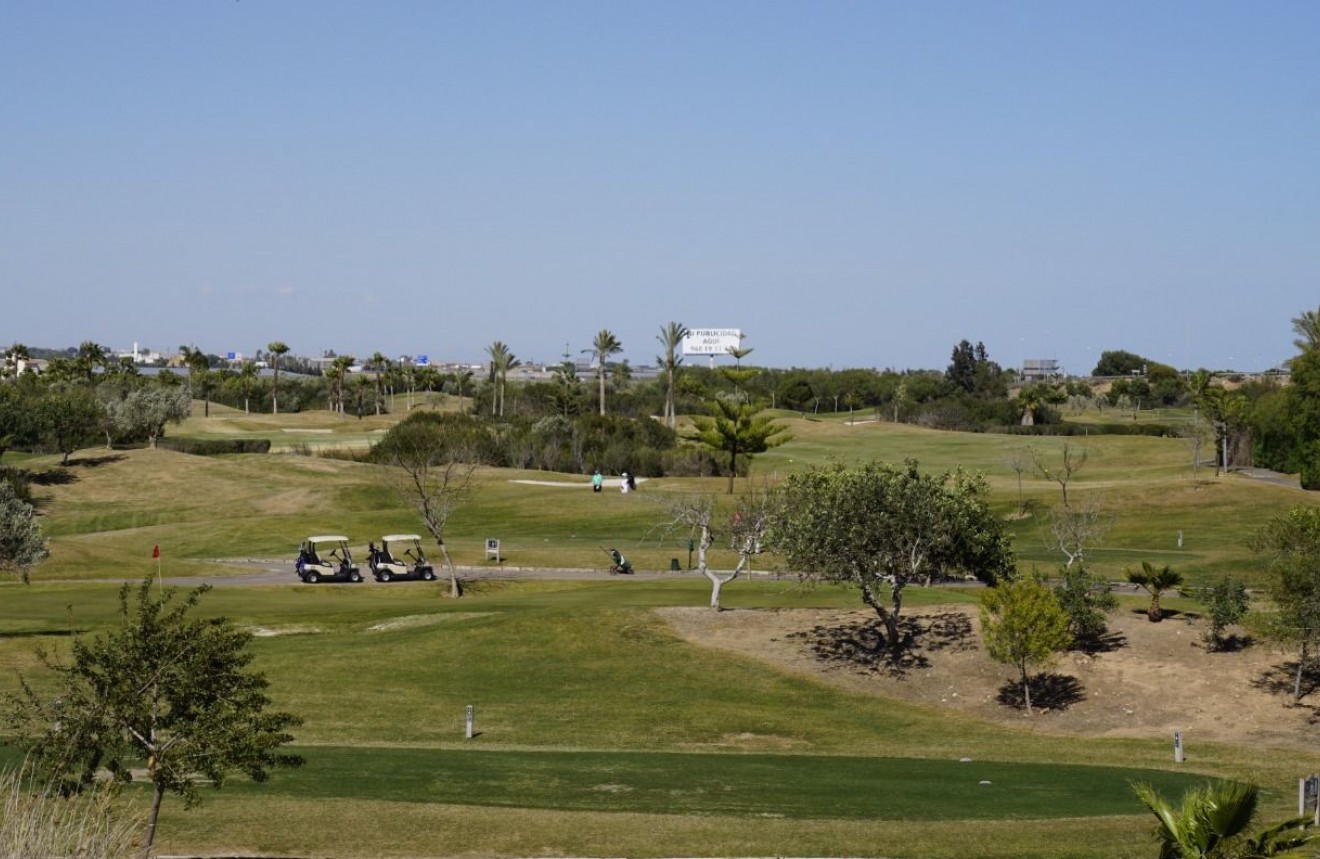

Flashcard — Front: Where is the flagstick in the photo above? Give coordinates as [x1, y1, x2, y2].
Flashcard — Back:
[156, 552, 162, 592]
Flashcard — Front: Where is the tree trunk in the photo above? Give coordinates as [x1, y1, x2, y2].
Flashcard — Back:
[708, 574, 725, 609]
[859, 584, 902, 657]
[142, 780, 166, 858]
[1296, 640, 1309, 701]
[1148, 593, 1162, 622]
[1019, 664, 1033, 715]
[437, 542, 462, 598]
[890, 578, 906, 619]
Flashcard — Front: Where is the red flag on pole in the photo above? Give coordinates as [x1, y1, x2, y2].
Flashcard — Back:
[152, 545, 160, 559]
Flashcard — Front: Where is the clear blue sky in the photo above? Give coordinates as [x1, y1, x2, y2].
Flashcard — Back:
[3, 1, 1317, 374]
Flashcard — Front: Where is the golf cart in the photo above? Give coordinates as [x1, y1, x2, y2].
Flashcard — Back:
[369, 534, 437, 582]
[296, 536, 362, 583]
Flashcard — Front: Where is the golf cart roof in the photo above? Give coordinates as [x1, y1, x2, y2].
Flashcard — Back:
[308, 535, 350, 544]
[382, 534, 423, 543]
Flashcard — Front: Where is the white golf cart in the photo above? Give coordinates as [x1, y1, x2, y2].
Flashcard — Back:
[296, 536, 363, 584]
[368, 534, 437, 582]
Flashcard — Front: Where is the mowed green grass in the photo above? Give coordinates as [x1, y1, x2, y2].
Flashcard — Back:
[5, 408, 1320, 856]
[2, 579, 1293, 859]
[21, 406, 1318, 583]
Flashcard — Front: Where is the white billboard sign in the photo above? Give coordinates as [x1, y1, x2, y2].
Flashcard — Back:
[682, 328, 743, 356]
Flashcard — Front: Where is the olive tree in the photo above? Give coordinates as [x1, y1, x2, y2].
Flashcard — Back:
[104, 386, 191, 449]
[11, 578, 302, 857]
[769, 460, 1015, 655]
[0, 480, 47, 583]
[37, 389, 103, 465]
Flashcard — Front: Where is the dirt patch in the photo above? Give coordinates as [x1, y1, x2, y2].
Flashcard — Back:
[658, 605, 1320, 751]
[248, 625, 321, 637]
[365, 613, 490, 632]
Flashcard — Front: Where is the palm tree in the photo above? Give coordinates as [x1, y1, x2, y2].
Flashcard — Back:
[180, 345, 212, 418]
[267, 341, 290, 415]
[584, 329, 623, 416]
[1132, 779, 1315, 858]
[370, 352, 389, 415]
[238, 360, 258, 414]
[485, 341, 519, 417]
[329, 355, 355, 413]
[415, 366, 440, 407]
[3, 342, 30, 379]
[455, 368, 473, 414]
[1292, 306, 1320, 355]
[656, 322, 688, 428]
[1127, 561, 1184, 622]
[74, 341, 109, 386]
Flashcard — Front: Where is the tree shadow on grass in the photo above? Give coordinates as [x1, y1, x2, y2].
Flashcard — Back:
[0, 629, 84, 639]
[28, 468, 76, 486]
[64, 454, 124, 468]
[996, 673, 1085, 712]
[786, 611, 976, 678]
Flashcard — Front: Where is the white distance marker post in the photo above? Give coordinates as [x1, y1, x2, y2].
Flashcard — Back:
[1173, 731, 1184, 764]
[465, 705, 474, 740]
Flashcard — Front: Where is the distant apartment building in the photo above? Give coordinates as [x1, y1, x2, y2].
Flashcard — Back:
[1020, 358, 1060, 381]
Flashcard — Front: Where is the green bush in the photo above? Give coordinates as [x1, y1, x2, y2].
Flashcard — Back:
[1301, 441, 1320, 491]
[0, 467, 32, 503]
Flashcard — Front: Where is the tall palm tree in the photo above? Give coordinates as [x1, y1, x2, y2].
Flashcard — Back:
[329, 355, 355, 413]
[584, 329, 623, 416]
[238, 360, 258, 414]
[180, 345, 212, 417]
[485, 341, 519, 417]
[455, 368, 473, 414]
[1126, 561, 1184, 622]
[267, 341, 289, 415]
[656, 322, 688, 428]
[369, 352, 389, 415]
[1132, 779, 1315, 858]
[74, 341, 109, 386]
[3, 342, 30, 379]
[1292, 306, 1320, 355]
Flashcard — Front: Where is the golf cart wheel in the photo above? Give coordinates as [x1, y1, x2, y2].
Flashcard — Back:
[378, 571, 391, 582]
[306, 572, 319, 584]
[349, 571, 362, 583]
[422, 569, 436, 581]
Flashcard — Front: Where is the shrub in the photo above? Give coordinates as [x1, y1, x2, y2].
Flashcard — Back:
[1052, 564, 1118, 648]
[0, 468, 32, 504]
[1189, 576, 1250, 650]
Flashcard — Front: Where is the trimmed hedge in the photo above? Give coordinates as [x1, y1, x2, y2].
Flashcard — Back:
[157, 438, 272, 456]
[989, 422, 1178, 438]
